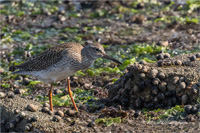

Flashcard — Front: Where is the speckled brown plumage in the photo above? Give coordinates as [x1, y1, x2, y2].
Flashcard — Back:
[12, 42, 83, 72]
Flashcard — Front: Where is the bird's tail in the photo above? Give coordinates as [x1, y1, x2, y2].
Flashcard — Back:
[9, 65, 26, 75]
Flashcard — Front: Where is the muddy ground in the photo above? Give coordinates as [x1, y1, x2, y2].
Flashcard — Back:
[0, 0, 200, 132]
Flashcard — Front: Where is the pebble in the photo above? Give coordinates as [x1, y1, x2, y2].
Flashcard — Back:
[15, 115, 23, 122]
[152, 78, 160, 85]
[0, 67, 4, 74]
[7, 91, 15, 98]
[157, 72, 165, 79]
[149, 69, 158, 78]
[47, 110, 53, 115]
[138, 73, 146, 79]
[22, 78, 30, 85]
[28, 116, 37, 122]
[55, 110, 64, 117]
[181, 94, 188, 104]
[43, 102, 50, 108]
[0, 92, 6, 98]
[14, 89, 25, 94]
[139, 60, 147, 65]
[54, 89, 62, 94]
[134, 110, 141, 118]
[1, 118, 7, 125]
[53, 115, 62, 122]
[191, 106, 198, 114]
[151, 86, 158, 95]
[25, 123, 32, 131]
[27, 104, 38, 112]
[14, 109, 20, 114]
[156, 54, 164, 60]
[179, 82, 186, 89]
[172, 76, 179, 84]
[164, 53, 170, 58]
[66, 118, 72, 122]
[66, 109, 77, 116]
[5, 121, 15, 130]
[196, 53, 200, 58]
[141, 66, 149, 73]
[174, 60, 182, 65]
[41, 107, 50, 113]
[159, 82, 167, 92]
[87, 121, 95, 127]
[133, 63, 143, 71]
[184, 105, 192, 114]
[189, 55, 196, 61]
[157, 93, 165, 100]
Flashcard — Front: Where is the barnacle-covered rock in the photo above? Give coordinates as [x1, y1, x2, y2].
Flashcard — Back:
[108, 53, 200, 109]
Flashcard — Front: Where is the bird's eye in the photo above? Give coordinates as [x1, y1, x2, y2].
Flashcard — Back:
[95, 48, 100, 51]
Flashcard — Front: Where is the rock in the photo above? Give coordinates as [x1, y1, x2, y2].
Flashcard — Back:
[174, 60, 182, 65]
[28, 116, 37, 122]
[25, 123, 32, 131]
[172, 76, 179, 84]
[152, 78, 160, 85]
[184, 105, 192, 114]
[149, 69, 158, 78]
[19, 111, 26, 119]
[1, 118, 7, 125]
[139, 60, 147, 65]
[164, 53, 170, 58]
[151, 86, 158, 95]
[55, 110, 64, 117]
[53, 115, 62, 122]
[22, 78, 30, 85]
[156, 54, 164, 60]
[27, 104, 38, 112]
[189, 55, 196, 61]
[157, 41, 168, 47]
[0, 92, 6, 98]
[47, 110, 53, 115]
[138, 73, 146, 79]
[43, 102, 50, 108]
[41, 107, 50, 113]
[134, 110, 141, 118]
[196, 53, 200, 58]
[181, 95, 188, 104]
[191, 106, 198, 114]
[14, 89, 25, 94]
[54, 89, 62, 94]
[7, 92, 14, 98]
[0, 67, 4, 74]
[158, 82, 167, 92]
[87, 121, 95, 127]
[66, 118, 72, 122]
[157, 72, 165, 79]
[157, 93, 165, 100]
[66, 109, 77, 116]
[179, 82, 186, 89]
[14, 109, 20, 114]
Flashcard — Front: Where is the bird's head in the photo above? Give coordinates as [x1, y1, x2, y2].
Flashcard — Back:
[84, 43, 122, 65]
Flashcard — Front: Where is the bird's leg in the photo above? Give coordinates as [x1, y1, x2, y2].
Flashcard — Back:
[49, 83, 53, 112]
[67, 77, 78, 111]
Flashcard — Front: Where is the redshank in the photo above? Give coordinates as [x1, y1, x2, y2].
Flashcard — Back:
[10, 42, 122, 112]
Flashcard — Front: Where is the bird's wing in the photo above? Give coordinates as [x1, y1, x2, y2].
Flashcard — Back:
[15, 43, 81, 71]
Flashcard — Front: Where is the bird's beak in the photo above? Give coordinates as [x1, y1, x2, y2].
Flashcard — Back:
[103, 53, 122, 65]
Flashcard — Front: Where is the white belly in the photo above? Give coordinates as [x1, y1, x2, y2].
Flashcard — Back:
[32, 66, 76, 83]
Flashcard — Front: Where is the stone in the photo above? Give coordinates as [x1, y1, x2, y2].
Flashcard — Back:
[27, 104, 38, 112]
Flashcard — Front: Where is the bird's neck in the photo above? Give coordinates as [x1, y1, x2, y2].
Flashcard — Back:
[80, 48, 95, 69]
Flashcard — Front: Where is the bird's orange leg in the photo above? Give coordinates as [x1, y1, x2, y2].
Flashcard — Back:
[49, 83, 53, 112]
[67, 77, 78, 111]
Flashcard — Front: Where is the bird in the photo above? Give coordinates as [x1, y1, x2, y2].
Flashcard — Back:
[10, 42, 122, 112]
